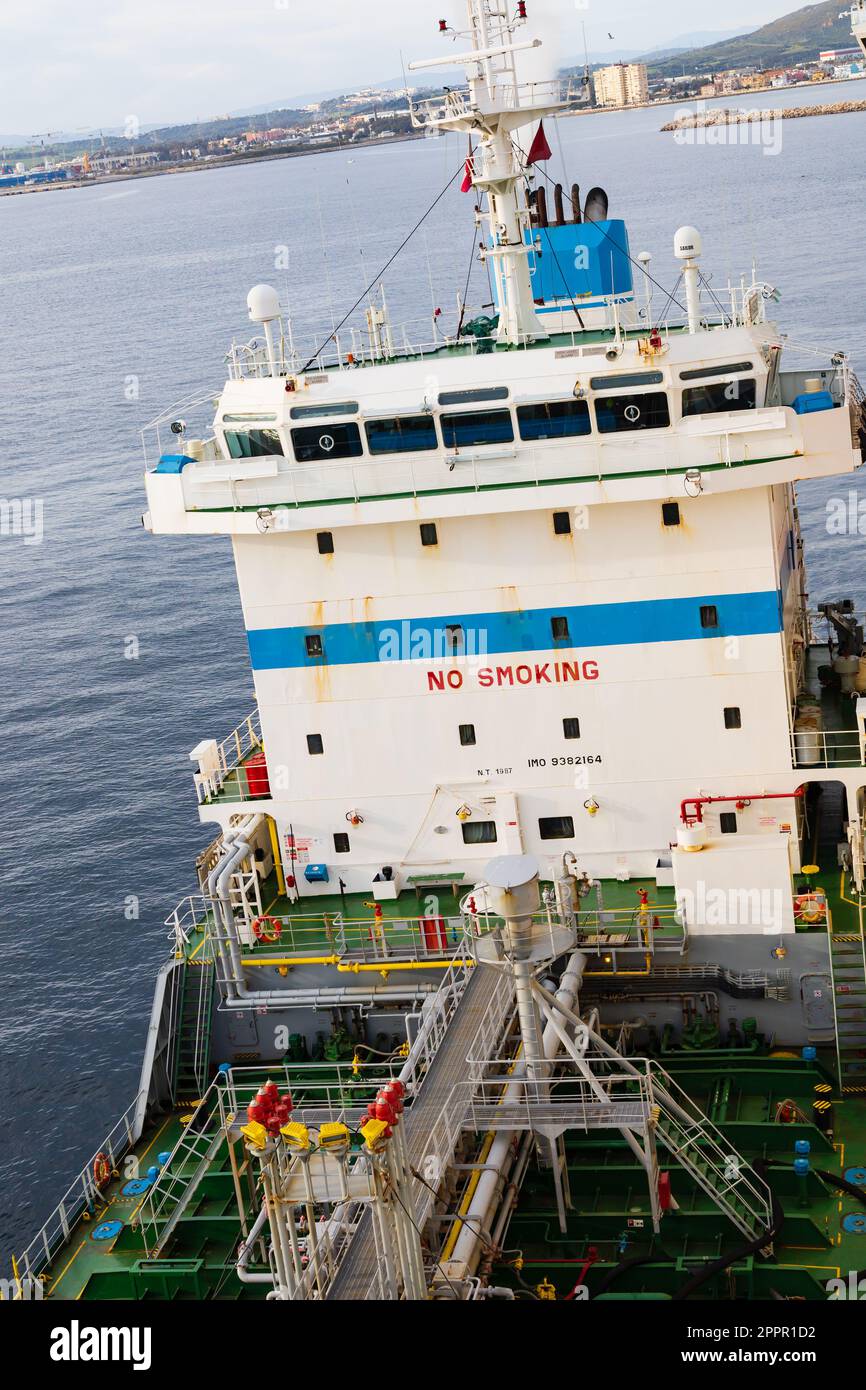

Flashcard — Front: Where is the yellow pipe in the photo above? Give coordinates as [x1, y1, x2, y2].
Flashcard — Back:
[442, 1043, 523, 1262]
[242, 954, 342, 967]
[337, 959, 474, 974]
[240, 956, 473, 972]
[267, 817, 287, 897]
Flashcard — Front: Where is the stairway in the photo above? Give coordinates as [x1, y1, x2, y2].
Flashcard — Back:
[139, 1087, 226, 1255]
[648, 1061, 774, 1244]
[173, 961, 214, 1102]
[829, 931, 866, 1093]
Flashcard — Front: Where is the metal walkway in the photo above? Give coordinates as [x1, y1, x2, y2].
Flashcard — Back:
[327, 964, 503, 1300]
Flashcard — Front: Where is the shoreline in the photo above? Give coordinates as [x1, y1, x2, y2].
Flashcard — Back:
[4, 73, 865, 198]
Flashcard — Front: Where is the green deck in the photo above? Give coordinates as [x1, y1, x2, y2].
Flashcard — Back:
[18, 860, 866, 1302]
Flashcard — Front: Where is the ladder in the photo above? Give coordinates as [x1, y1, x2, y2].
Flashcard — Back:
[173, 961, 214, 1102]
[139, 1086, 226, 1255]
[648, 1061, 774, 1244]
[829, 929, 866, 1093]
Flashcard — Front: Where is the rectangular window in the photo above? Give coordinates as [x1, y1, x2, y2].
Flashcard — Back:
[305, 634, 324, 658]
[594, 392, 670, 434]
[539, 816, 576, 840]
[662, 502, 681, 527]
[290, 402, 359, 419]
[445, 624, 464, 653]
[682, 380, 757, 417]
[225, 428, 285, 459]
[334, 832, 351, 853]
[317, 532, 334, 555]
[720, 812, 738, 835]
[420, 522, 439, 547]
[307, 733, 324, 754]
[291, 422, 363, 463]
[462, 821, 498, 845]
[441, 410, 514, 449]
[551, 616, 571, 642]
[563, 717, 581, 740]
[365, 415, 439, 454]
[517, 400, 592, 441]
[459, 724, 477, 747]
[439, 387, 509, 406]
[589, 370, 665, 391]
[700, 605, 719, 629]
[553, 511, 572, 536]
[680, 362, 754, 382]
[724, 707, 742, 729]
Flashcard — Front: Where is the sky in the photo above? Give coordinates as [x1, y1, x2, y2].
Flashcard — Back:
[0, 0, 801, 138]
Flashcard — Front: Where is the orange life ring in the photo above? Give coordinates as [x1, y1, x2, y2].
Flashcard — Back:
[93, 1153, 112, 1189]
[794, 894, 827, 924]
[252, 915, 282, 944]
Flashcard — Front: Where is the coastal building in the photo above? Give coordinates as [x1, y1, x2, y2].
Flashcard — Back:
[593, 62, 649, 108]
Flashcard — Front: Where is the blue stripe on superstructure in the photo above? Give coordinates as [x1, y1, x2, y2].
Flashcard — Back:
[247, 590, 783, 671]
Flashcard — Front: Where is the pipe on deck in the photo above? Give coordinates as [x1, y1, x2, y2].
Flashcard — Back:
[445, 951, 588, 1279]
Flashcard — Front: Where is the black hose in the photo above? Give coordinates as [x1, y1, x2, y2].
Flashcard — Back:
[673, 1163, 784, 1301]
[815, 1169, 866, 1206]
[589, 1250, 675, 1300]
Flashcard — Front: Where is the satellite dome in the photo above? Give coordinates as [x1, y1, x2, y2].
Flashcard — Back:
[247, 284, 282, 323]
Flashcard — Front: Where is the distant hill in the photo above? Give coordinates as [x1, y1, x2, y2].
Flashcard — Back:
[645, 1, 854, 77]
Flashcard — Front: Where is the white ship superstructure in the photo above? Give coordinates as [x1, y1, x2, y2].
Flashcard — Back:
[853, 0, 866, 58]
[16, 0, 866, 1309]
[144, 0, 865, 949]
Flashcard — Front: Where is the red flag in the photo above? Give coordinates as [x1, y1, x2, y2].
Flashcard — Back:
[461, 157, 474, 193]
[526, 120, 553, 165]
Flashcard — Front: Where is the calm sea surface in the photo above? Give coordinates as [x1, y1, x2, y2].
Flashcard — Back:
[1, 79, 865, 1258]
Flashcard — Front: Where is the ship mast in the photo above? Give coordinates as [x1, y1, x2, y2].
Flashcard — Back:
[410, 1, 573, 346]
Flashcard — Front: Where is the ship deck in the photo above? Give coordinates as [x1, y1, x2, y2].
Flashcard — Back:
[24, 1048, 866, 1302]
[797, 643, 865, 769]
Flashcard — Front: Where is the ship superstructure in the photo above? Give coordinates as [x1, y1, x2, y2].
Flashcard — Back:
[11, 1, 866, 1304]
[853, 0, 866, 59]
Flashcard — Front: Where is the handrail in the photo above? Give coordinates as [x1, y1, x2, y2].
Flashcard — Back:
[10, 1092, 144, 1289]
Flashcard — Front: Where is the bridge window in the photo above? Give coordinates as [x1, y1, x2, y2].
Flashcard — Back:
[594, 392, 670, 434]
[291, 422, 363, 463]
[682, 379, 757, 416]
[365, 415, 439, 454]
[662, 502, 681, 527]
[290, 402, 359, 419]
[680, 362, 754, 381]
[445, 624, 464, 653]
[462, 821, 498, 844]
[590, 371, 665, 391]
[517, 400, 591, 441]
[439, 387, 509, 406]
[305, 635, 324, 658]
[225, 427, 285, 459]
[441, 410, 514, 449]
[539, 816, 576, 840]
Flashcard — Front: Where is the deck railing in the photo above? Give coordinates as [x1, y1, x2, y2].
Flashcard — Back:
[9, 1092, 144, 1293]
[193, 708, 266, 806]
